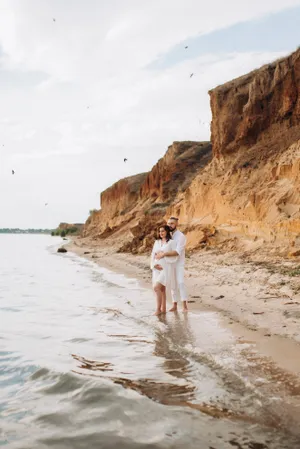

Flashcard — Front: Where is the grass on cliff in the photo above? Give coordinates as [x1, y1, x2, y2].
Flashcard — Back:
[145, 202, 171, 215]
[285, 266, 300, 277]
[51, 227, 79, 237]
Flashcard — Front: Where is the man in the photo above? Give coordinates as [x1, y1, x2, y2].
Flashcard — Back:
[155, 217, 188, 312]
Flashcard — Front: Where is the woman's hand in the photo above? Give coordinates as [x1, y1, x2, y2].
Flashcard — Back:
[155, 251, 165, 260]
[154, 264, 163, 271]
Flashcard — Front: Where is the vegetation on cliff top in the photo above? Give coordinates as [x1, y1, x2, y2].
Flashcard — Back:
[51, 226, 79, 237]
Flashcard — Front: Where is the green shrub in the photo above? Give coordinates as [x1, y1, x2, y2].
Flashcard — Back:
[289, 268, 300, 277]
[151, 202, 171, 209]
[52, 226, 79, 237]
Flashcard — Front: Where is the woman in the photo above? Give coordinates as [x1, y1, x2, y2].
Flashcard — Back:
[150, 225, 178, 315]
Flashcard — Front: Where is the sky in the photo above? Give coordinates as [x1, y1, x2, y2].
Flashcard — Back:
[0, 0, 299, 228]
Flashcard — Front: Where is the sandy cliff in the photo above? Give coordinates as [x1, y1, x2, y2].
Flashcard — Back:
[210, 49, 300, 160]
[83, 48, 300, 256]
[83, 173, 148, 239]
[169, 49, 300, 254]
[83, 142, 212, 252]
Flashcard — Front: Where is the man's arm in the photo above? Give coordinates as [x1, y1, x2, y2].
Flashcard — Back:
[156, 250, 178, 259]
[156, 234, 186, 260]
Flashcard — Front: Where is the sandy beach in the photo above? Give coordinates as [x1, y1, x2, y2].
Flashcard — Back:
[67, 236, 300, 375]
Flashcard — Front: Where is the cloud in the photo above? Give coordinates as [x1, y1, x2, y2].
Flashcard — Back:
[0, 0, 299, 79]
[0, 0, 298, 227]
[151, 6, 300, 69]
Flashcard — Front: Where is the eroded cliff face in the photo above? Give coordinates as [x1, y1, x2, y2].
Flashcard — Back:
[82, 142, 212, 252]
[58, 222, 83, 232]
[140, 141, 212, 202]
[102, 174, 148, 219]
[168, 139, 300, 250]
[83, 173, 148, 238]
[210, 49, 300, 161]
[169, 49, 300, 253]
[83, 49, 300, 257]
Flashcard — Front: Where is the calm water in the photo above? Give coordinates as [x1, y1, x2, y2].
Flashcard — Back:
[1, 235, 300, 448]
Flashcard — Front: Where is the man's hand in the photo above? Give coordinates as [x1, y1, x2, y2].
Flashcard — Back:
[154, 264, 163, 271]
[155, 251, 165, 260]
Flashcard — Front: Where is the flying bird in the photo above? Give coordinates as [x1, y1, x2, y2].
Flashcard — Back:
[190, 73, 194, 78]
[199, 120, 210, 129]
[53, 18, 56, 22]
[45, 203, 48, 206]
[124, 158, 128, 162]
[12, 170, 15, 175]
[185, 46, 188, 49]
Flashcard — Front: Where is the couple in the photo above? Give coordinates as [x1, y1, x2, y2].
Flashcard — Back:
[150, 217, 188, 315]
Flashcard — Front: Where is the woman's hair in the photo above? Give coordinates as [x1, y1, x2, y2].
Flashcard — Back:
[158, 225, 172, 242]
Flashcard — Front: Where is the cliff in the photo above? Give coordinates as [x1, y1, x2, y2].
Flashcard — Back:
[210, 50, 300, 160]
[58, 222, 84, 232]
[83, 142, 212, 252]
[140, 141, 212, 201]
[83, 48, 300, 257]
[168, 48, 300, 253]
[53, 222, 83, 237]
[83, 173, 148, 238]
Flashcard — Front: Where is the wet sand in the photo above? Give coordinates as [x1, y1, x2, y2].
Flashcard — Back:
[67, 236, 300, 376]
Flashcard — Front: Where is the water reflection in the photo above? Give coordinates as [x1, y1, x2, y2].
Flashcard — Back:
[154, 313, 194, 381]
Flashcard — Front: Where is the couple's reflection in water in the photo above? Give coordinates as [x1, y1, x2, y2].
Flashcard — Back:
[72, 310, 197, 406]
[152, 311, 196, 403]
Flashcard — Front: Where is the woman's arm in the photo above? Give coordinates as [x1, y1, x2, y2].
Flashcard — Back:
[150, 241, 157, 269]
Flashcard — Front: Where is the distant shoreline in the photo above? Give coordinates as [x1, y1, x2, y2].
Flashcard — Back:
[0, 229, 53, 234]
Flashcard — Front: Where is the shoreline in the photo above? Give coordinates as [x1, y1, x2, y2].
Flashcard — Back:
[66, 236, 300, 374]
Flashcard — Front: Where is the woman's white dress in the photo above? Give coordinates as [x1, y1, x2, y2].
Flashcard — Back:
[150, 239, 178, 296]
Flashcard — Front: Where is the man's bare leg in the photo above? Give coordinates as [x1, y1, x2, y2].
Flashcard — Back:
[169, 302, 178, 312]
[182, 300, 188, 312]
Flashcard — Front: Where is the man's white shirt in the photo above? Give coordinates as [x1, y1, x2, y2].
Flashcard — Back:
[171, 230, 186, 266]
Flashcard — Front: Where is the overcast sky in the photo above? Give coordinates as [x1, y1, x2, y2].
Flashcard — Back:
[0, 0, 299, 228]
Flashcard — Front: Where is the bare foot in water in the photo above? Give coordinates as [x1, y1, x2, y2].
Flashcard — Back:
[169, 304, 178, 312]
[160, 309, 166, 314]
[182, 301, 188, 312]
[154, 310, 162, 316]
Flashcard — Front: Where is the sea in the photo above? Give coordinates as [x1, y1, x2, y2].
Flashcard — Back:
[1, 234, 300, 449]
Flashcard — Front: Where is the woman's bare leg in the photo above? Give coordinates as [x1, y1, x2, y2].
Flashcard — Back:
[161, 286, 167, 313]
[154, 283, 163, 315]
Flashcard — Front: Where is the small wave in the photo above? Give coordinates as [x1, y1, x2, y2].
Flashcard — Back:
[35, 411, 73, 428]
[36, 372, 85, 395]
[29, 367, 51, 381]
